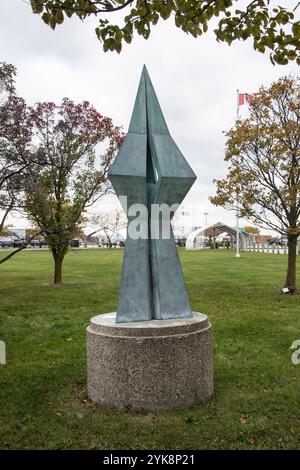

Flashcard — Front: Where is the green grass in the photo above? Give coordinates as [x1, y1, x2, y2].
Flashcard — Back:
[0, 248, 300, 450]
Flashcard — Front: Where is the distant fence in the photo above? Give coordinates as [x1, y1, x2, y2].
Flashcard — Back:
[209, 240, 300, 254]
[243, 240, 300, 255]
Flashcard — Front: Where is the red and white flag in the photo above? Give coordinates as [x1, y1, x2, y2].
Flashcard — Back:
[238, 92, 258, 105]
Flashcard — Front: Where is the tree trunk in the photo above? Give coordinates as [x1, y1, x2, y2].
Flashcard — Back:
[284, 235, 298, 293]
[52, 250, 65, 285]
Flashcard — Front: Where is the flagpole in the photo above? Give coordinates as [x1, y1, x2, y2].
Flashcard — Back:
[236, 194, 240, 258]
[236, 92, 241, 258]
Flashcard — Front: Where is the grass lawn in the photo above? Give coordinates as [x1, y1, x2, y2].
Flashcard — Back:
[0, 248, 299, 450]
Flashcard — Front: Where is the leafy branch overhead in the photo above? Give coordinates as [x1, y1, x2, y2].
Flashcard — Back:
[30, 1, 300, 64]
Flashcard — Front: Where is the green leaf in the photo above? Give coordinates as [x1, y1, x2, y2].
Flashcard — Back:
[292, 22, 300, 40]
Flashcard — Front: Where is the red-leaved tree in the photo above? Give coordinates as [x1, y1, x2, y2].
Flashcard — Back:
[25, 98, 124, 284]
[0, 63, 33, 232]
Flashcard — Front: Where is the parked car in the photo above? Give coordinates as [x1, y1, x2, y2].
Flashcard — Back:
[268, 238, 283, 246]
[30, 240, 41, 247]
[0, 241, 13, 248]
[13, 239, 26, 248]
[174, 238, 186, 247]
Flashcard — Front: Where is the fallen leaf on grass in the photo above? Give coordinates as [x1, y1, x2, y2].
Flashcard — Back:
[240, 417, 251, 425]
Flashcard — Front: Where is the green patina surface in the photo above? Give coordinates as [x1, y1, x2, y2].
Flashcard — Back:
[108, 67, 196, 323]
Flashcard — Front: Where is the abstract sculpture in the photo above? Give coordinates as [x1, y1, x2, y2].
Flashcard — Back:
[87, 68, 213, 409]
[108, 66, 196, 323]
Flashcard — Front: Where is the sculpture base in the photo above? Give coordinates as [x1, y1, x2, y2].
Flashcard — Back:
[87, 312, 213, 410]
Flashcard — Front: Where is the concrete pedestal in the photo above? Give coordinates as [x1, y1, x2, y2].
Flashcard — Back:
[87, 312, 213, 410]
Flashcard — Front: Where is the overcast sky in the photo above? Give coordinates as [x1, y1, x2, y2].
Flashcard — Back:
[1, 0, 298, 233]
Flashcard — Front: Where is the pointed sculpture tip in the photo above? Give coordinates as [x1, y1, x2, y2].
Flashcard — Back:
[142, 64, 149, 77]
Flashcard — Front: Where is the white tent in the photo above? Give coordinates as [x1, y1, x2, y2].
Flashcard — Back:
[185, 222, 253, 250]
[186, 227, 206, 249]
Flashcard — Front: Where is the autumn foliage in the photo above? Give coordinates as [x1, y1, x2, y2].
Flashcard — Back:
[25, 98, 124, 283]
[211, 76, 300, 293]
[0, 62, 33, 232]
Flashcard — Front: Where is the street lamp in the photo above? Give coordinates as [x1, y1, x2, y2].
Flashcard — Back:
[180, 209, 189, 238]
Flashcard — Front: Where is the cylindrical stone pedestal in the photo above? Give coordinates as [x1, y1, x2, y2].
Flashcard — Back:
[87, 312, 213, 410]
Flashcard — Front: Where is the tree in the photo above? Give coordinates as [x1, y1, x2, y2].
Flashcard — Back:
[243, 225, 260, 234]
[0, 95, 33, 231]
[211, 76, 300, 293]
[84, 209, 127, 247]
[171, 207, 189, 237]
[25, 98, 124, 284]
[0, 224, 13, 236]
[0, 62, 17, 229]
[29, 1, 300, 64]
[0, 63, 33, 233]
[0, 61, 16, 99]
